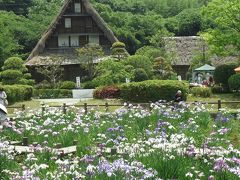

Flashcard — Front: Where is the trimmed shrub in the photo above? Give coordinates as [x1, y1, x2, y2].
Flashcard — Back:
[120, 80, 189, 102]
[94, 86, 120, 99]
[228, 74, 240, 91]
[34, 89, 72, 99]
[82, 81, 97, 89]
[0, 70, 22, 84]
[134, 68, 149, 82]
[60, 81, 76, 89]
[214, 64, 237, 89]
[2, 85, 33, 104]
[190, 87, 212, 98]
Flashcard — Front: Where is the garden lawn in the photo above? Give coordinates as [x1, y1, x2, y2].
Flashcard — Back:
[0, 102, 240, 179]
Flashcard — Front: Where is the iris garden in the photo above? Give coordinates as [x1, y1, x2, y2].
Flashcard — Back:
[0, 102, 240, 179]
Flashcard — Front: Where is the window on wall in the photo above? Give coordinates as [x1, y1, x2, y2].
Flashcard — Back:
[70, 36, 79, 47]
[65, 18, 71, 28]
[74, 3, 81, 13]
[89, 35, 99, 45]
[58, 35, 69, 47]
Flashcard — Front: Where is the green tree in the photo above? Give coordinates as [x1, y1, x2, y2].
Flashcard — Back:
[76, 44, 104, 80]
[92, 58, 133, 86]
[0, 57, 34, 85]
[111, 41, 128, 60]
[36, 56, 64, 86]
[153, 57, 175, 80]
[124, 55, 153, 78]
[201, 0, 240, 57]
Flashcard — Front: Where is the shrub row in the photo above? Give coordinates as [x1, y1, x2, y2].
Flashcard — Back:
[34, 89, 72, 99]
[190, 87, 212, 98]
[120, 80, 189, 102]
[3, 85, 33, 104]
[94, 80, 189, 102]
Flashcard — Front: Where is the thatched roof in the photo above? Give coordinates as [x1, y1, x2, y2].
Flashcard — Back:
[27, 0, 118, 61]
[164, 36, 238, 66]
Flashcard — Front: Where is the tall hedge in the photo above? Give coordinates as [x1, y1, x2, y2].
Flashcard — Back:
[214, 64, 237, 88]
[120, 80, 189, 102]
[3, 85, 33, 104]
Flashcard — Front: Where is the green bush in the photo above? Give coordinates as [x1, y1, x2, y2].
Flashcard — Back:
[228, 74, 240, 91]
[2, 57, 27, 72]
[34, 89, 72, 99]
[120, 80, 189, 102]
[190, 87, 212, 98]
[0, 70, 23, 84]
[60, 81, 76, 89]
[2, 85, 33, 104]
[94, 85, 120, 99]
[134, 68, 149, 82]
[82, 81, 97, 89]
[214, 64, 237, 89]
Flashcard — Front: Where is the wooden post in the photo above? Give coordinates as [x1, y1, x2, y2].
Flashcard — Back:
[21, 104, 25, 111]
[84, 103, 88, 114]
[105, 102, 109, 112]
[149, 101, 152, 111]
[41, 103, 45, 115]
[218, 100, 222, 111]
[22, 137, 28, 146]
[63, 103, 67, 114]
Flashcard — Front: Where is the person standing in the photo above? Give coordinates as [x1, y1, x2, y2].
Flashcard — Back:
[0, 87, 7, 129]
[0, 87, 7, 106]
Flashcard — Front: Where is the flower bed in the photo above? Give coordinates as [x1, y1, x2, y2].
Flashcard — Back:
[0, 102, 240, 179]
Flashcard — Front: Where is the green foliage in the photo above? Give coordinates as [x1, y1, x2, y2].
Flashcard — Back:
[135, 46, 165, 61]
[93, 85, 120, 99]
[93, 58, 133, 87]
[153, 57, 175, 80]
[2, 57, 27, 72]
[36, 56, 64, 85]
[214, 64, 237, 88]
[82, 81, 97, 89]
[59, 81, 76, 90]
[77, 44, 104, 79]
[166, 8, 202, 36]
[228, 74, 240, 92]
[111, 41, 128, 60]
[190, 87, 212, 97]
[124, 55, 153, 77]
[201, 0, 240, 56]
[34, 89, 72, 99]
[2, 85, 33, 104]
[0, 11, 42, 61]
[0, 56, 34, 85]
[0, 70, 22, 84]
[120, 80, 189, 102]
[0, 0, 32, 15]
[133, 68, 149, 82]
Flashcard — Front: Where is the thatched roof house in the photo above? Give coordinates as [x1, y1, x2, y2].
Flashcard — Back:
[26, 0, 118, 81]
